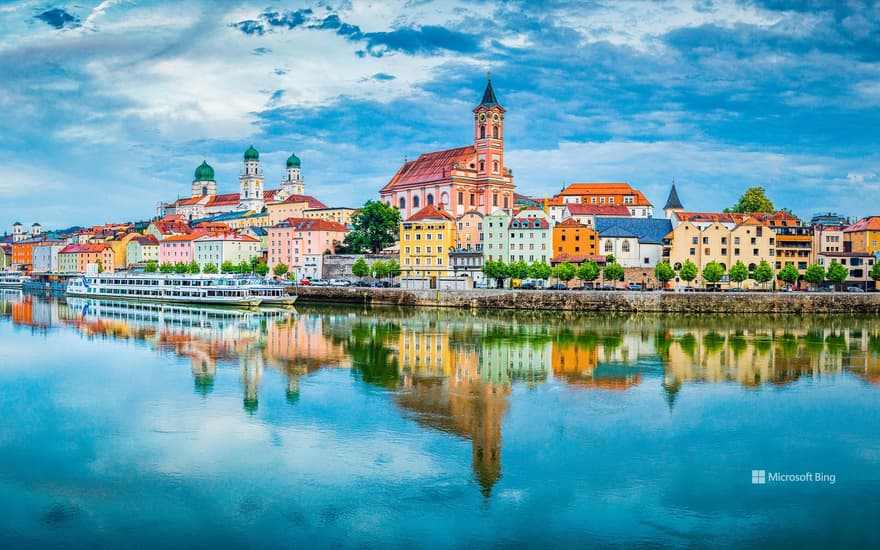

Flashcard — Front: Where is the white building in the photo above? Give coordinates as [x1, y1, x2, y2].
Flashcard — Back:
[193, 234, 260, 270]
[32, 243, 65, 272]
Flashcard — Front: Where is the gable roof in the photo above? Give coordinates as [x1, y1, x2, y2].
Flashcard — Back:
[276, 218, 350, 232]
[843, 216, 880, 232]
[381, 146, 475, 193]
[406, 205, 456, 222]
[557, 183, 653, 207]
[566, 204, 632, 217]
[595, 217, 673, 244]
[278, 194, 328, 209]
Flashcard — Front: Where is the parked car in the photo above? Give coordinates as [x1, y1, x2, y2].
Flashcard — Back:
[681, 286, 697, 292]
[846, 286, 865, 292]
[727, 287, 747, 292]
[309, 279, 329, 286]
[299, 279, 311, 285]
[372, 280, 391, 288]
[779, 285, 794, 292]
[518, 281, 538, 290]
[353, 280, 371, 287]
[600, 285, 617, 291]
[625, 283, 643, 291]
[329, 279, 351, 287]
[545, 283, 568, 290]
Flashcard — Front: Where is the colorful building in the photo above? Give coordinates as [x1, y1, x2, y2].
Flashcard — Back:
[58, 243, 115, 273]
[506, 209, 552, 264]
[146, 220, 192, 241]
[455, 211, 484, 252]
[266, 194, 329, 226]
[193, 234, 261, 270]
[553, 183, 654, 218]
[159, 234, 200, 265]
[595, 217, 672, 268]
[126, 235, 160, 265]
[843, 216, 880, 257]
[552, 218, 598, 261]
[302, 207, 356, 226]
[31, 242, 66, 272]
[482, 210, 511, 262]
[267, 218, 349, 277]
[399, 205, 457, 279]
[380, 77, 515, 219]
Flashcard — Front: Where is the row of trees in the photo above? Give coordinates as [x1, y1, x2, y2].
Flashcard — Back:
[480, 256, 627, 287]
[653, 258, 880, 288]
[144, 258, 271, 276]
[351, 258, 402, 280]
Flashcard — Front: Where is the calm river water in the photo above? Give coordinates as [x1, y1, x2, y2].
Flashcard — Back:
[0, 291, 878, 548]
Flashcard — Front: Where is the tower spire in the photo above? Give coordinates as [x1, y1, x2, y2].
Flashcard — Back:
[480, 73, 499, 107]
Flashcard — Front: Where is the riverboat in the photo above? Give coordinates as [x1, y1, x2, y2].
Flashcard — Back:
[0, 272, 29, 289]
[65, 273, 295, 307]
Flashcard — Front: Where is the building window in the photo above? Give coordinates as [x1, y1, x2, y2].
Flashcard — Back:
[605, 241, 613, 253]
[493, 160, 499, 172]
[399, 197, 406, 210]
[413, 196, 420, 208]
[493, 194, 498, 206]
[690, 248, 696, 255]
[427, 194, 434, 206]
[479, 160, 485, 172]
[480, 126, 486, 139]
[470, 194, 475, 206]
[622, 241, 630, 253]
[493, 126, 499, 139]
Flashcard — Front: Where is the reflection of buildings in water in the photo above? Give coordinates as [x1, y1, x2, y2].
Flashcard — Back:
[241, 354, 264, 413]
[551, 333, 643, 390]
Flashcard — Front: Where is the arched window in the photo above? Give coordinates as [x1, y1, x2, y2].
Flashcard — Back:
[441, 192, 449, 205]
[493, 160, 499, 172]
[480, 126, 486, 139]
[493, 126, 499, 139]
[399, 197, 406, 210]
[605, 241, 613, 253]
[202, 186, 208, 196]
[427, 194, 434, 206]
[748, 263, 756, 272]
[479, 160, 485, 172]
[413, 195, 420, 208]
[622, 241, 631, 253]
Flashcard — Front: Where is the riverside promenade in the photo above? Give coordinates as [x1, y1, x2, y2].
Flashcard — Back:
[288, 287, 880, 314]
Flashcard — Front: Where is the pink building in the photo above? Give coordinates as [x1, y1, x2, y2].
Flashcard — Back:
[159, 234, 199, 264]
[379, 77, 515, 219]
[455, 210, 484, 251]
[267, 218, 349, 277]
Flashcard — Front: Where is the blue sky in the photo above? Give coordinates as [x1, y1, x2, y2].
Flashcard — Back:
[1, 0, 879, 229]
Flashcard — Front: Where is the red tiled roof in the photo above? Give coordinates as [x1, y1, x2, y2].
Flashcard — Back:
[280, 194, 328, 209]
[130, 235, 158, 245]
[160, 234, 200, 243]
[60, 244, 83, 254]
[552, 253, 606, 264]
[675, 212, 742, 224]
[194, 233, 259, 242]
[406, 205, 456, 222]
[843, 216, 880, 232]
[557, 183, 653, 207]
[566, 204, 632, 217]
[556, 218, 587, 227]
[206, 193, 241, 206]
[176, 197, 204, 206]
[277, 218, 350, 232]
[381, 146, 475, 193]
[151, 221, 192, 234]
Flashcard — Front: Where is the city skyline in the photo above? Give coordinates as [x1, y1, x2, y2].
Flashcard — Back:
[2, 0, 879, 228]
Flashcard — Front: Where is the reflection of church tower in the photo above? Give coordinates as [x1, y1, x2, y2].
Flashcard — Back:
[286, 376, 300, 406]
[239, 145, 265, 212]
[280, 152, 304, 196]
[471, 385, 506, 498]
[240, 355, 264, 414]
[662, 375, 681, 410]
[191, 160, 217, 198]
[192, 357, 216, 396]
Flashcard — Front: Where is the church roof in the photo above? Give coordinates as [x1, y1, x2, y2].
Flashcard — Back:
[663, 184, 683, 210]
[207, 193, 241, 207]
[381, 146, 476, 193]
[480, 77, 500, 107]
[244, 145, 259, 161]
[194, 160, 214, 182]
[595, 217, 673, 244]
[286, 152, 301, 168]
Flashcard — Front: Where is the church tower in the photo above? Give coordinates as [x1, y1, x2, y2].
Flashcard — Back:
[280, 152, 304, 196]
[473, 74, 505, 178]
[191, 160, 217, 198]
[239, 145, 265, 211]
[663, 182, 684, 220]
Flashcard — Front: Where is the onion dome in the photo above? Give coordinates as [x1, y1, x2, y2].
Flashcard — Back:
[194, 160, 215, 181]
[286, 152, 301, 168]
[244, 145, 259, 161]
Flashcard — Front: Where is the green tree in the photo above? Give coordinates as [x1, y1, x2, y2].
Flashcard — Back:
[679, 259, 698, 283]
[174, 262, 188, 274]
[803, 264, 826, 288]
[725, 186, 775, 213]
[871, 261, 880, 283]
[729, 260, 749, 288]
[144, 260, 158, 273]
[221, 260, 237, 274]
[96, 259, 104, 273]
[159, 262, 174, 274]
[528, 261, 552, 281]
[555, 261, 577, 282]
[778, 263, 800, 286]
[481, 259, 509, 287]
[826, 260, 849, 288]
[203, 262, 219, 274]
[342, 200, 402, 253]
[187, 260, 201, 274]
[603, 262, 625, 282]
[702, 261, 725, 285]
[254, 261, 269, 276]
[753, 260, 774, 288]
[509, 259, 530, 280]
[351, 258, 370, 279]
[577, 261, 601, 283]
[387, 259, 401, 280]
[372, 260, 390, 280]
[274, 262, 289, 278]
[605, 254, 616, 264]
[654, 262, 675, 288]
[238, 260, 252, 274]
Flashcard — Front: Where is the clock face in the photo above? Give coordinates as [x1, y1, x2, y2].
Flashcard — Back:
[479, 112, 487, 122]
[492, 113, 500, 122]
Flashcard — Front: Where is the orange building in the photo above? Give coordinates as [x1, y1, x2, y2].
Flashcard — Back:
[11, 237, 46, 269]
[554, 183, 654, 218]
[843, 216, 880, 256]
[552, 218, 598, 261]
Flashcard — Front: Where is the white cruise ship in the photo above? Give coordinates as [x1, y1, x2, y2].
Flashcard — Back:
[0, 272, 29, 289]
[66, 273, 296, 308]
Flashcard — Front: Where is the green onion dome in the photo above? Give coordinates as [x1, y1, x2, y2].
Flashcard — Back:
[286, 152, 301, 168]
[244, 145, 259, 161]
[194, 160, 215, 181]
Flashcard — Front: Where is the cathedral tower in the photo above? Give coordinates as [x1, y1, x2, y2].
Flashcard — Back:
[191, 160, 217, 198]
[473, 74, 505, 178]
[280, 152, 304, 196]
[239, 145, 265, 211]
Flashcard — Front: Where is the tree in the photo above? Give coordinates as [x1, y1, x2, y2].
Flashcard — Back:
[238, 260, 252, 274]
[803, 264, 826, 288]
[753, 260, 774, 288]
[159, 262, 174, 274]
[342, 200, 402, 253]
[577, 261, 601, 283]
[603, 262, 625, 282]
[274, 262, 290, 278]
[203, 262, 219, 274]
[174, 262, 188, 274]
[96, 259, 104, 273]
[221, 260, 237, 274]
[778, 263, 800, 287]
[144, 260, 158, 273]
[187, 260, 201, 274]
[508, 259, 530, 280]
[871, 261, 880, 283]
[254, 261, 269, 276]
[729, 260, 749, 288]
[371, 260, 390, 280]
[726, 186, 775, 213]
[605, 254, 616, 264]
[654, 262, 675, 287]
[481, 259, 509, 287]
[387, 259, 401, 279]
[702, 261, 725, 285]
[351, 258, 370, 279]
[826, 260, 849, 288]
[528, 261, 552, 281]
[555, 261, 577, 282]
[679, 259, 698, 283]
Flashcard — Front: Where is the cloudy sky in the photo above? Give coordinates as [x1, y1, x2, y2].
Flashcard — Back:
[1, 0, 878, 229]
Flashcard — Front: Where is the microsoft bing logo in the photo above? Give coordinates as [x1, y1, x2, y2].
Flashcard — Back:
[751, 470, 766, 484]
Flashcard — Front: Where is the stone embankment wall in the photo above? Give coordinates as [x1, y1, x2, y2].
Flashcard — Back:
[289, 287, 880, 314]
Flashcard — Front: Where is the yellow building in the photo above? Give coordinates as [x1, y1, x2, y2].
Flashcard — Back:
[303, 207, 356, 226]
[664, 215, 775, 289]
[399, 205, 456, 279]
[843, 216, 880, 256]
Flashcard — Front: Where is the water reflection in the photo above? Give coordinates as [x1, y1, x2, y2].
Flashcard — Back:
[3, 293, 880, 498]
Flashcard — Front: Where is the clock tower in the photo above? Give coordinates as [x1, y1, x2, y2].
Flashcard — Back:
[473, 74, 505, 178]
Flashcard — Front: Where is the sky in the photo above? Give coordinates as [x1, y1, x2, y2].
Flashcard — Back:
[1, 0, 879, 230]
